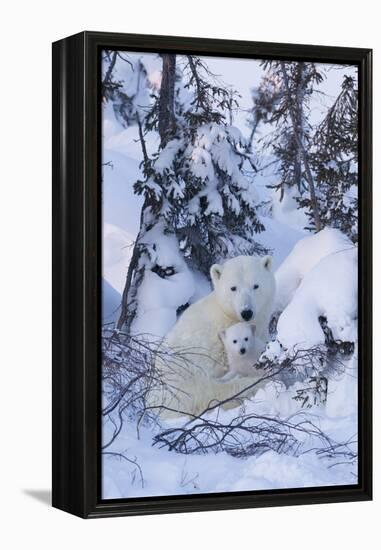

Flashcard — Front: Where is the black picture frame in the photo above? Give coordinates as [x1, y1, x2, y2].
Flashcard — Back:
[52, 31, 372, 519]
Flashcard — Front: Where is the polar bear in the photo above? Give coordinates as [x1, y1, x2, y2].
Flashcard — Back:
[149, 255, 275, 418]
[219, 322, 266, 381]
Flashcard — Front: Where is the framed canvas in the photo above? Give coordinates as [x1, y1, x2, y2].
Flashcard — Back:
[52, 31, 372, 518]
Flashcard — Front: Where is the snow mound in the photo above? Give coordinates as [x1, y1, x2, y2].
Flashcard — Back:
[276, 233, 357, 349]
[103, 223, 135, 294]
[132, 222, 196, 338]
[275, 227, 354, 312]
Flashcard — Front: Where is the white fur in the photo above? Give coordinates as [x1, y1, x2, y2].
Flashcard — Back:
[219, 322, 266, 381]
[149, 255, 276, 417]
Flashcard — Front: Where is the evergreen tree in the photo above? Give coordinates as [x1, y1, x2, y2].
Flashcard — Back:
[251, 61, 324, 231]
[111, 54, 266, 332]
[304, 74, 358, 242]
[116, 53, 179, 331]
[102, 50, 150, 127]
[134, 55, 266, 275]
[247, 71, 283, 151]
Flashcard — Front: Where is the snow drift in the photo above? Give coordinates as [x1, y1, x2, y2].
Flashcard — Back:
[275, 228, 357, 349]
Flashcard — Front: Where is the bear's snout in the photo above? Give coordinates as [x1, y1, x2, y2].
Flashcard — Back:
[241, 309, 253, 321]
[240, 347, 246, 355]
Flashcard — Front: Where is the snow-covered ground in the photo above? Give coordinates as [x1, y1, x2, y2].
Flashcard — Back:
[103, 400, 357, 499]
[101, 53, 358, 499]
[102, 228, 358, 499]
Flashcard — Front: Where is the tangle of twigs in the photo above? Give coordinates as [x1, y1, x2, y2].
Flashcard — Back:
[102, 323, 357, 470]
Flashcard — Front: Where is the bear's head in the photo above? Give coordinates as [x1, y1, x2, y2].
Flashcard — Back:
[219, 322, 257, 358]
[210, 255, 275, 322]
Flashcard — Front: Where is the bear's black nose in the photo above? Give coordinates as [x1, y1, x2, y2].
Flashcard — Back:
[240, 348, 246, 355]
[241, 309, 253, 321]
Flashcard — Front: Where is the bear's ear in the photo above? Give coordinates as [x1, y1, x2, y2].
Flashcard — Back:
[218, 329, 226, 343]
[261, 255, 273, 271]
[210, 263, 223, 285]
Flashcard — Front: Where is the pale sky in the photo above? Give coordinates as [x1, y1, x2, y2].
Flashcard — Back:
[111, 50, 357, 140]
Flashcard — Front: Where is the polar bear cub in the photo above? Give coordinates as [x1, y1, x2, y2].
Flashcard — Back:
[219, 322, 266, 381]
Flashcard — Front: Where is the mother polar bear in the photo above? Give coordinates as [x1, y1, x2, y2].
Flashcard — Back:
[149, 255, 276, 418]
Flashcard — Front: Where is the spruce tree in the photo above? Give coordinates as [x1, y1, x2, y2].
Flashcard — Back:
[110, 54, 266, 332]
[305, 74, 358, 242]
[116, 53, 179, 331]
[251, 61, 324, 231]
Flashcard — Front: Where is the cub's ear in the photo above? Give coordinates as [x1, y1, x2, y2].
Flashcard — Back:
[261, 255, 273, 271]
[210, 263, 223, 285]
[250, 324, 257, 336]
[218, 329, 226, 343]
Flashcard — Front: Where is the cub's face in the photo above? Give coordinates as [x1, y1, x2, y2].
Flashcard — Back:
[220, 322, 257, 358]
[210, 255, 274, 322]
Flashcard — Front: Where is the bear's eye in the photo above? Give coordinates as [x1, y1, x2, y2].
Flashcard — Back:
[230, 286, 237, 292]
[233, 339, 237, 344]
[253, 284, 259, 289]
[244, 337, 248, 341]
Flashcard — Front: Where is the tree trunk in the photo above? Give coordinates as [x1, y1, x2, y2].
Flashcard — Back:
[102, 51, 117, 90]
[293, 63, 305, 192]
[116, 201, 147, 331]
[280, 62, 322, 232]
[158, 54, 176, 147]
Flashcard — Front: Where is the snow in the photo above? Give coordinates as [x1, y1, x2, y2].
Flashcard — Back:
[278, 235, 357, 348]
[103, 53, 152, 123]
[102, 279, 121, 323]
[275, 227, 354, 312]
[325, 364, 358, 419]
[204, 188, 224, 216]
[276, 236, 357, 350]
[256, 215, 305, 270]
[102, 381, 357, 498]
[103, 223, 134, 294]
[102, 439, 354, 499]
[154, 139, 183, 175]
[188, 269, 211, 303]
[187, 123, 259, 211]
[104, 117, 160, 160]
[132, 223, 196, 337]
[102, 149, 143, 234]
[272, 186, 310, 232]
[101, 52, 358, 500]
[343, 184, 358, 208]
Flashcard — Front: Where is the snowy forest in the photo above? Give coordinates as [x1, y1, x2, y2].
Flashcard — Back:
[101, 50, 358, 498]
